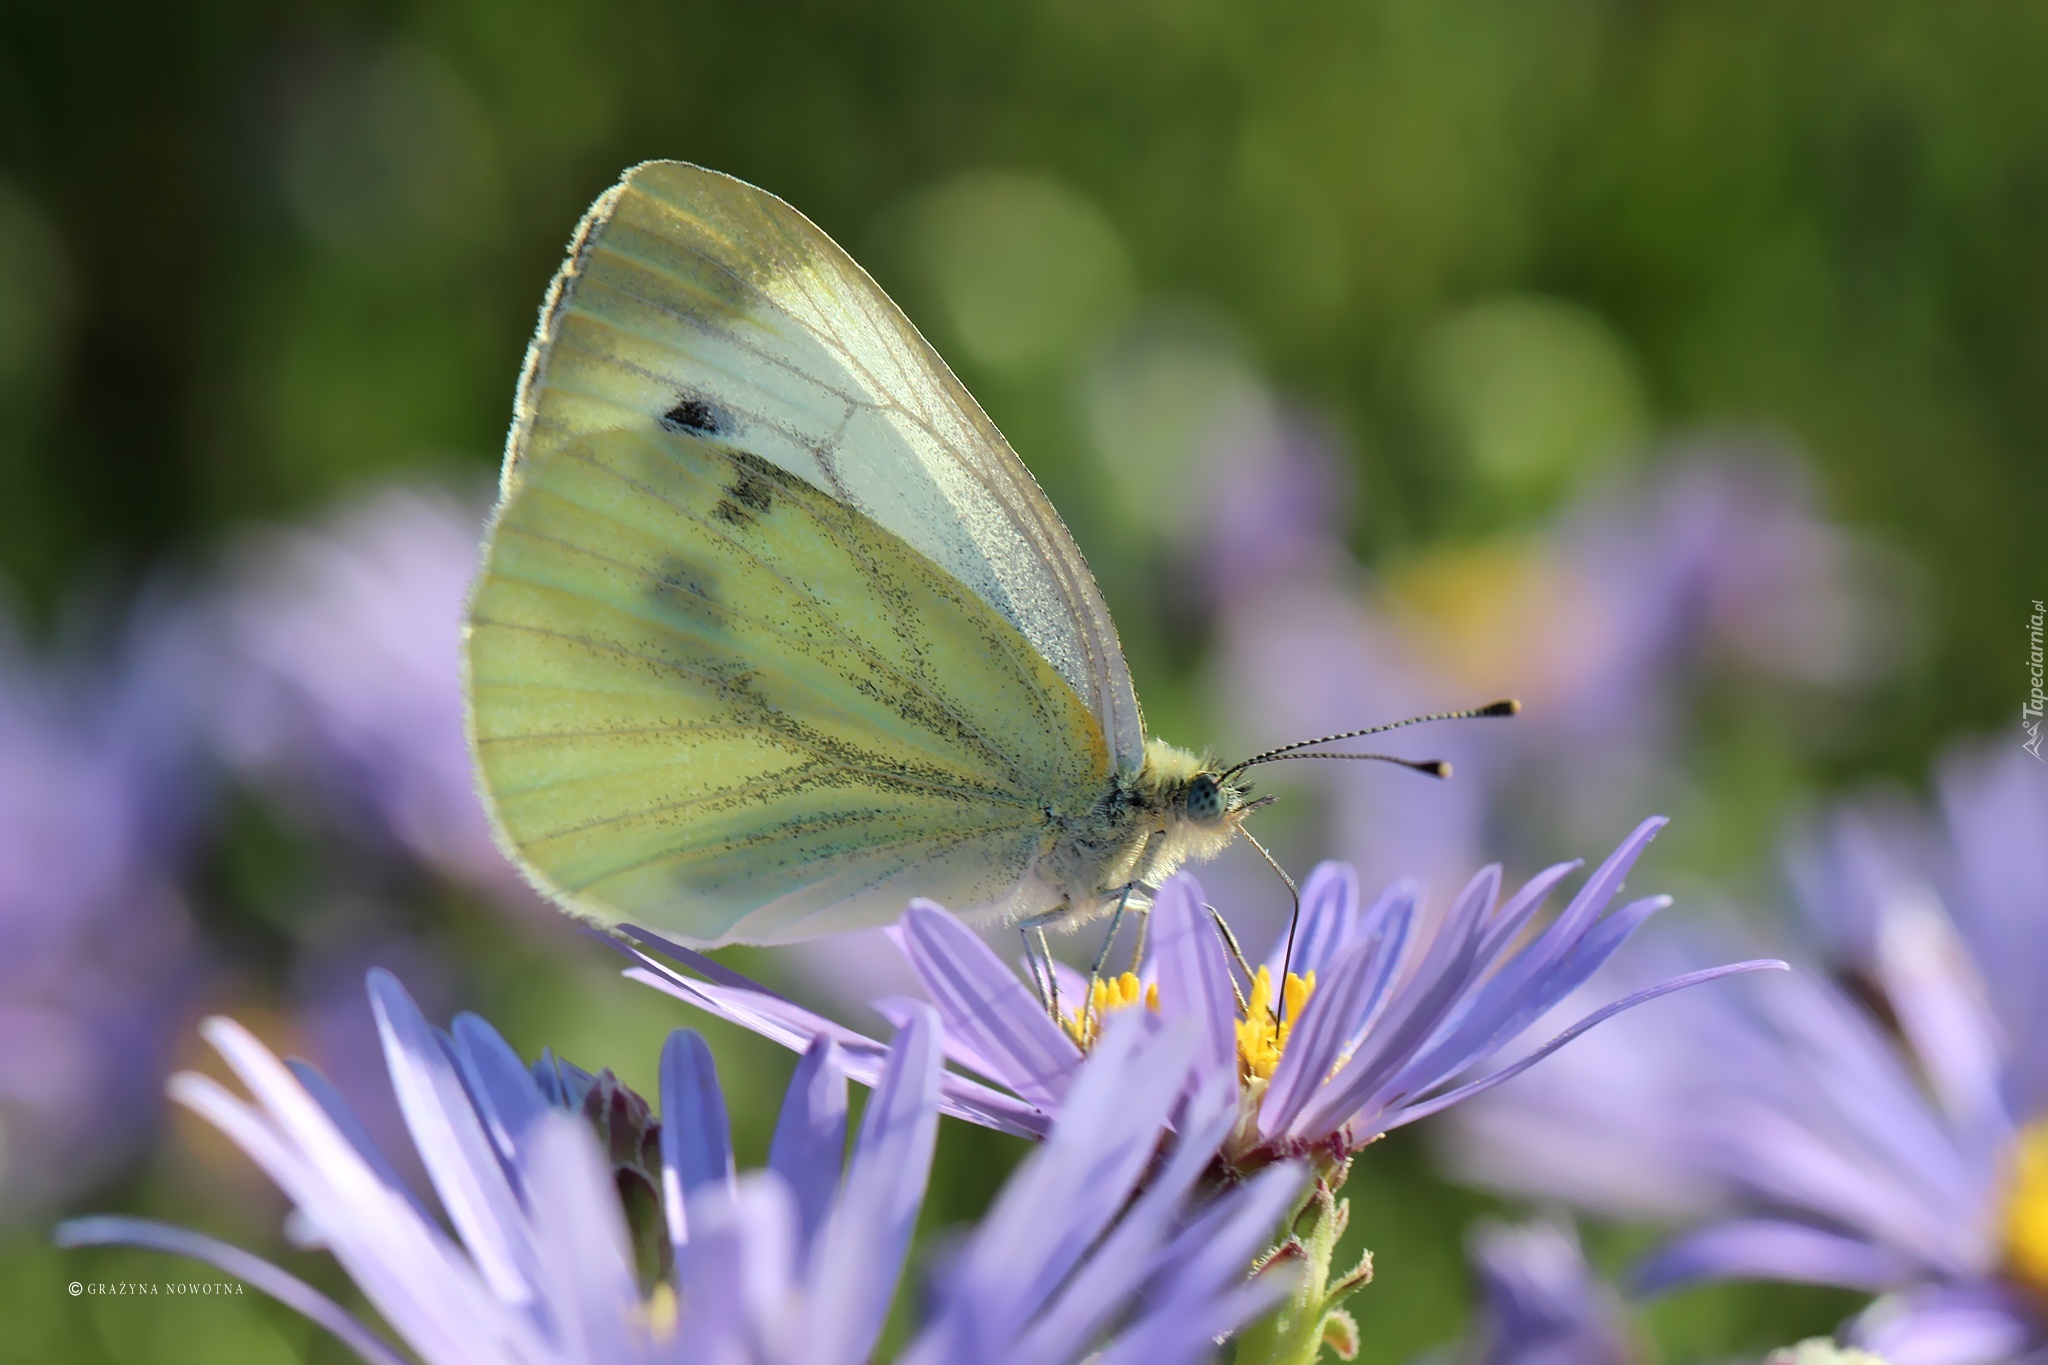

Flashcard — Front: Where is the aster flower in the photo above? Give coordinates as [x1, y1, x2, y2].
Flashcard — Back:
[58, 969, 1301, 1364]
[1210, 438, 1903, 902]
[0, 599, 206, 1216]
[1443, 745, 2048, 1365]
[618, 818, 1777, 1363]
[1440, 1220, 1635, 1365]
[620, 815, 1778, 1166]
[199, 483, 521, 898]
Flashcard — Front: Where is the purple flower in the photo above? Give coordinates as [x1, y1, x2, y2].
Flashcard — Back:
[0, 601, 206, 1215]
[616, 816, 1781, 1170]
[1443, 745, 2048, 1365]
[59, 970, 1300, 1364]
[1210, 441, 1904, 903]
[200, 484, 524, 899]
[1455, 1220, 1635, 1365]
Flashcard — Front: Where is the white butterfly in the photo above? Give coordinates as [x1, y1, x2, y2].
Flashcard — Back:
[464, 161, 1498, 950]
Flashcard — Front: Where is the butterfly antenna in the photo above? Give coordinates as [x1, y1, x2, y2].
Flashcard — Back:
[1221, 699, 1519, 781]
[1241, 826, 1306, 1025]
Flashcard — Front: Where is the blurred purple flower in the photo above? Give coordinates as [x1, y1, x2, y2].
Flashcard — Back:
[616, 817, 1780, 1172]
[1454, 1220, 1635, 1365]
[1210, 438, 1906, 898]
[0, 600, 206, 1214]
[200, 483, 524, 899]
[1443, 744, 2048, 1365]
[61, 970, 1299, 1364]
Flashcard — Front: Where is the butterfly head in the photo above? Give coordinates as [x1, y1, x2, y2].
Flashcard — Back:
[1136, 740, 1268, 843]
[1181, 768, 1268, 828]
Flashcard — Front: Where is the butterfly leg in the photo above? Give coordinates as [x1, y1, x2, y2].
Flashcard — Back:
[1127, 900, 1153, 976]
[1015, 908, 1071, 1026]
[1089, 883, 1137, 980]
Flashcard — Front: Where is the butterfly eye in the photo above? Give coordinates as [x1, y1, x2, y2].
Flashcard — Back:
[1186, 773, 1225, 822]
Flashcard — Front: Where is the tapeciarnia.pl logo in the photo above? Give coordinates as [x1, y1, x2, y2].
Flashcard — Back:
[2025, 598, 2045, 761]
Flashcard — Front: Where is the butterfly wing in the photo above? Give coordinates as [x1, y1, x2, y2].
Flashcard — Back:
[467, 163, 1125, 945]
[503, 160, 1143, 771]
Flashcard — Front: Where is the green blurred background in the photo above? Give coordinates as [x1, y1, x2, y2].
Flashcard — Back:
[0, 2, 2035, 1361]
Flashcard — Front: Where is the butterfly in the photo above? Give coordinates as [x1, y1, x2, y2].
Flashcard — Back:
[464, 161, 1507, 951]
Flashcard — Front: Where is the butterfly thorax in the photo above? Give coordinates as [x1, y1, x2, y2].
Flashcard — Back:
[1033, 738, 1253, 926]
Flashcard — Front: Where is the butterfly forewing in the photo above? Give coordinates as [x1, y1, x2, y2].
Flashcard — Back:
[504, 161, 1143, 770]
[469, 168, 1128, 942]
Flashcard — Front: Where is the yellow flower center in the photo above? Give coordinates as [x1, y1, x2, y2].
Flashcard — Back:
[1063, 972, 1159, 1047]
[1236, 965, 1316, 1082]
[645, 1281, 678, 1342]
[2004, 1119, 2048, 1292]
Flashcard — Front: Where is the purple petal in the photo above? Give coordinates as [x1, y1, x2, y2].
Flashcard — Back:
[517, 1115, 643, 1361]
[659, 1029, 735, 1251]
[1150, 874, 1239, 1080]
[624, 960, 1048, 1138]
[935, 1014, 1198, 1350]
[1286, 865, 1503, 1139]
[1873, 897, 2011, 1149]
[1107, 1163, 1306, 1363]
[447, 1013, 549, 1170]
[56, 1216, 409, 1365]
[672, 1174, 800, 1354]
[367, 968, 536, 1304]
[900, 901, 1081, 1109]
[1006, 1070, 1243, 1364]
[174, 1032, 529, 1359]
[806, 1002, 942, 1365]
[1476, 860, 1583, 961]
[616, 923, 799, 1002]
[768, 1036, 849, 1256]
[1369, 959, 1789, 1135]
[873, 993, 1008, 1084]
[1264, 861, 1360, 980]
[1634, 1218, 1924, 1294]
[1549, 818, 1669, 947]
[284, 1059, 438, 1227]
[1850, 1281, 2044, 1365]
[1261, 906, 1411, 1138]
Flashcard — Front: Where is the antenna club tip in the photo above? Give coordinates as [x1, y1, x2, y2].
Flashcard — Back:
[1481, 698, 1521, 717]
[1424, 760, 1452, 779]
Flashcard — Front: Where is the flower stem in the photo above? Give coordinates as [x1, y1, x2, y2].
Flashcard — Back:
[1234, 1157, 1370, 1365]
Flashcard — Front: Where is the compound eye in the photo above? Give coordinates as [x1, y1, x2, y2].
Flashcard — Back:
[1186, 773, 1225, 821]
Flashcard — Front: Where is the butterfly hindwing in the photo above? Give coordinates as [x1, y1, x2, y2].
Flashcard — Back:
[468, 419, 1108, 944]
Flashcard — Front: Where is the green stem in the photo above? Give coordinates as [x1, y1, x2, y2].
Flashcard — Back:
[1232, 1157, 1371, 1365]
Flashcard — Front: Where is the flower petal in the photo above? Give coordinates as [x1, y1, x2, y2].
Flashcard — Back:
[1150, 874, 1239, 1080]
[900, 900, 1081, 1109]
[368, 968, 538, 1306]
[1634, 1218, 1924, 1294]
[518, 1114, 644, 1362]
[1850, 1281, 2044, 1365]
[1261, 887, 1415, 1137]
[284, 1058, 438, 1227]
[447, 1012, 550, 1172]
[660, 1028, 735, 1252]
[1264, 861, 1360, 980]
[768, 1035, 849, 1257]
[1372, 959, 1790, 1135]
[806, 1002, 942, 1365]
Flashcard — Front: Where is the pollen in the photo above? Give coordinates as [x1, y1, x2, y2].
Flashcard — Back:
[1064, 972, 1159, 1048]
[2003, 1119, 2048, 1292]
[1236, 965, 1316, 1082]
[644, 1281, 678, 1342]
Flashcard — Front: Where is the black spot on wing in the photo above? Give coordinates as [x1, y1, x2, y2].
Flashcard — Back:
[710, 449, 786, 527]
[661, 397, 726, 435]
[648, 554, 727, 630]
